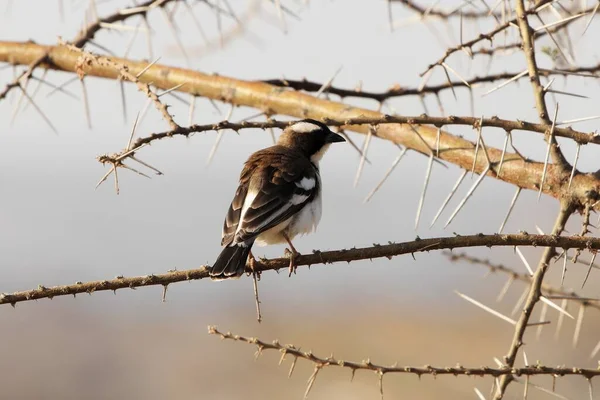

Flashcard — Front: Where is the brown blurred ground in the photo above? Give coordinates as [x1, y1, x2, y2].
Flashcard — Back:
[0, 276, 598, 400]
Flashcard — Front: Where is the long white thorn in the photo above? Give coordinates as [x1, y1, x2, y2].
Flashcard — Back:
[582, 1, 600, 35]
[471, 117, 483, 177]
[45, 76, 79, 99]
[354, 127, 373, 187]
[415, 154, 434, 230]
[430, 170, 467, 228]
[130, 156, 163, 175]
[188, 95, 196, 126]
[540, 296, 574, 319]
[455, 291, 516, 325]
[554, 299, 568, 340]
[95, 165, 115, 190]
[21, 69, 47, 113]
[482, 70, 527, 96]
[534, 12, 589, 32]
[516, 247, 534, 275]
[568, 143, 580, 189]
[538, 104, 559, 201]
[445, 166, 490, 228]
[10, 78, 29, 126]
[18, 84, 58, 134]
[315, 66, 343, 98]
[441, 62, 471, 88]
[136, 57, 162, 78]
[441, 64, 457, 101]
[573, 304, 585, 348]
[536, 302, 549, 340]
[557, 115, 600, 125]
[499, 187, 521, 233]
[497, 132, 509, 177]
[581, 252, 597, 289]
[126, 112, 141, 150]
[512, 287, 529, 316]
[474, 387, 487, 400]
[590, 337, 600, 359]
[206, 105, 234, 165]
[364, 148, 408, 203]
[496, 275, 515, 302]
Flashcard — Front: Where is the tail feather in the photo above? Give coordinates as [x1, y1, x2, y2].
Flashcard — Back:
[209, 243, 253, 280]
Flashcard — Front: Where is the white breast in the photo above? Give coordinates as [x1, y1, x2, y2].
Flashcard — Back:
[289, 175, 322, 238]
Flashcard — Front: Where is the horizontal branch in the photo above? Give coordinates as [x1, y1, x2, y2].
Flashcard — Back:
[208, 326, 600, 379]
[263, 64, 600, 102]
[2, 233, 600, 307]
[1, 42, 600, 211]
[447, 252, 600, 313]
[0, 0, 177, 101]
[104, 116, 599, 157]
[392, 0, 499, 19]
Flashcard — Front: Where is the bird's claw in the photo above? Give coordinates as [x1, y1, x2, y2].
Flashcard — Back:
[284, 248, 300, 277]
[248, 252, 261, 280]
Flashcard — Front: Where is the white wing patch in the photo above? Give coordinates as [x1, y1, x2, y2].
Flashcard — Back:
[291, 121, 322, 133]
[296, 177, 316, 190]
[290, 193, 310, 205]
[235, 189, 258, 235]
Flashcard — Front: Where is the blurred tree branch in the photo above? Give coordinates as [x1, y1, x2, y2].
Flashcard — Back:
[207, 325, 600, 381]
[1, 41, 599, 213]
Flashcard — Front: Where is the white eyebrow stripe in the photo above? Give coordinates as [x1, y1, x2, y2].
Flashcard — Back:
[296, 177, 316, 190]
[291, 122, 322, 133]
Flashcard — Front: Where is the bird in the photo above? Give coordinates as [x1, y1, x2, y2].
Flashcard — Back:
[208, 119, 346, 280]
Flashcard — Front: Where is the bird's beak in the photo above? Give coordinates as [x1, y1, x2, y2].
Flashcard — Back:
[325, 131, 346, 143]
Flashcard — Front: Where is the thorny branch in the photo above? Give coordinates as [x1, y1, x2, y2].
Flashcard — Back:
[421, 1, 599, 80]
[494, 203, 573, 399]
[208, 326, 600, 381]
[390, 0, 501, 20]
[420, 0, 553, 75]
[66, 42, 178, 129]
[1, 42, 599, 212]
[513, 0, 569, 171]
[2, 233, 600, 307]
[0, 0, 178, 102]
[263, 63, 600, 103]
[446, 252, 600, 313]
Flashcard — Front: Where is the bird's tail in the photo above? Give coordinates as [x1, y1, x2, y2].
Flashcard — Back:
[209, 243, 253, 280]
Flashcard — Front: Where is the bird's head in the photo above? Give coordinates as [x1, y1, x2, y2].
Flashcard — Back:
[278, 119, 345, 163]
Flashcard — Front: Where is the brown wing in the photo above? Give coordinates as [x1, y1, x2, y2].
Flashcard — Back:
[220, 146, 319, 247]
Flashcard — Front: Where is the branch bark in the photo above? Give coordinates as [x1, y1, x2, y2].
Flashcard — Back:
[1, 42, 599, 211]
[514, 0, 569, 170]
[494, 202, 573, 399]
[209, 326, 600, 379]
[2, 233, 600, 307]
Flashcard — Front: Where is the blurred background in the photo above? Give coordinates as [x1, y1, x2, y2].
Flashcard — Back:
[1, 1, 599, 398]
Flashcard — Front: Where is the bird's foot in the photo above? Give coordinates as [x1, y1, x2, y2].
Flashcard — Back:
[248, 251, 260, 280]
[284, 248, 300, 277]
